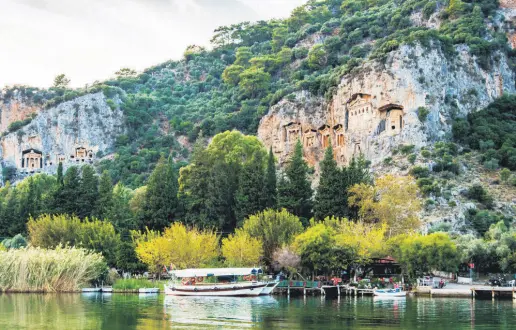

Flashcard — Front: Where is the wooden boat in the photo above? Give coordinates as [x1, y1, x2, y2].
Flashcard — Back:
[373, 288, 407, 298]
[139, 288, 159, 294]
[165, 268, 268, 297]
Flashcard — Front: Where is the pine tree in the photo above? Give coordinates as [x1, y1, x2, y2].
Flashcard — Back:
[278, 140, 313, 223]
[96, 170, 114, 220]
[264, 147, 277, 208]
[314, 146, 347, 220]
[78, 165, 98, 218]
[143, 156, 178, 231]
[235, 151, 266, 225]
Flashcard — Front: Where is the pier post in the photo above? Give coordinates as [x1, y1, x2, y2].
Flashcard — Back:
[337, 285, 340, 296]
[492, 290, 495, 300]
[513, 289, 515, 300]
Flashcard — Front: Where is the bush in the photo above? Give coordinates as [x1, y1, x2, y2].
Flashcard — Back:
[500, 168, 511, 183]
[417, 107, 430, 122]
[383, 157, 393, 165]
[408, 154, 417, 164]
[466, 184, 494, 209]
[410, 166, 430, 178]
[112, 278, 159, 290]
[400, 145, 415, 155]
[421, 150, 431, 158]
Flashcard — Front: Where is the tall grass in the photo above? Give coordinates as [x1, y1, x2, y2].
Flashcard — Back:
[0, 246, 106, 292]
[112, 279, 166, 290]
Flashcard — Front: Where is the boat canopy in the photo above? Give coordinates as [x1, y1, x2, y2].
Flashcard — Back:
[170, 268, 263, 278]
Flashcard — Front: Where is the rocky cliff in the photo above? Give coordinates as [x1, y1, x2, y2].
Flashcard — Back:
[259, 42, 515, 172]
[0, 92, 125, 181]
[0, 92, 41, 134]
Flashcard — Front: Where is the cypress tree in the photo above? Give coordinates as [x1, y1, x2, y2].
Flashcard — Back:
[235, 151, 266, 225]
[78, 165, 98, 218]
[264, 146, 277, 208]
[4, 190, 21, 236]
[278, 140, 313, 223]
[143, 156, 178, 231]
[60, 166, 82, 216]
[96, 170, 114, 220]
[57, 162, 64, 186]
[314, 146, 348, 220]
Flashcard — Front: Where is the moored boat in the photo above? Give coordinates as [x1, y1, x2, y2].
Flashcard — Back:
[259, 281, 279, 295]
[82, 287, 102, 293]
[139, 288, 159, 294]
[373, 288, 407, 298]
[165, 268, 269, 297]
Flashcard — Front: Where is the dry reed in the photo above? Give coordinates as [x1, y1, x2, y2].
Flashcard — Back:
[0, 246, 106, 292]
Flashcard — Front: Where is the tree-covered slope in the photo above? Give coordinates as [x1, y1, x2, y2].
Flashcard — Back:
[1, 0, 514, 187]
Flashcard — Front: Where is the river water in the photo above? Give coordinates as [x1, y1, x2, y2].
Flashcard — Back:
[0, 293, 514, 329]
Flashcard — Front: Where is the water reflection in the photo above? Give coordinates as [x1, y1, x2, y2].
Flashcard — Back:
[0, 294, 515, 329]
[164, 295, 278, 328]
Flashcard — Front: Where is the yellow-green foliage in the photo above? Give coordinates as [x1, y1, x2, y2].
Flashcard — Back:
[221, 229, 263, 267]
[0, 246, 106, 292]
[134, 222, 219, 273]
[27, 214, 120, 266]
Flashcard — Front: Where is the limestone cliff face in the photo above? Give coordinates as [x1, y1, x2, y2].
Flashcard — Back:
[0, 92, 125, 181]
[501, 0, 516, 49]
[258, 43, 515, 171]
[0, 92, 41, 134]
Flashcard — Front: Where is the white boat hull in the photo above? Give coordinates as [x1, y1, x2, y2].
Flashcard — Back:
[374, 290, 407, 298]
[259, 282, 279, 295]
[165, 282, 267, 297]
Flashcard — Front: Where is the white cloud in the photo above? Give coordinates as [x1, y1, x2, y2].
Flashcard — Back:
[0, 0, 305, 88]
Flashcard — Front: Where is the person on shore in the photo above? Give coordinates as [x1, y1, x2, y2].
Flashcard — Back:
[439, 279, 445, 289]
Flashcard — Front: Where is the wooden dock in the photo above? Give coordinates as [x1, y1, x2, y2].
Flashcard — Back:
[471, 287, 516, 299]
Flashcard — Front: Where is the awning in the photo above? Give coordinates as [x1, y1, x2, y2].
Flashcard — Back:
[170, 268, 263, 278]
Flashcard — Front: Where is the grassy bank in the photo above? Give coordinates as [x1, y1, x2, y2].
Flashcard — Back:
[112, 279, 167, 292]
[0, 246, 106, 292]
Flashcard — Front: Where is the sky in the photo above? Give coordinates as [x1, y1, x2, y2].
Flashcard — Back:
[0, 0, 305, 88]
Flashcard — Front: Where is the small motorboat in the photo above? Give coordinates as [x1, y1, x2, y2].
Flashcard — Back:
[82, 287, 102, 293]
[139, 288, 159, 294]
[374, 288, 407, 298]
[101, 287, 113, 293]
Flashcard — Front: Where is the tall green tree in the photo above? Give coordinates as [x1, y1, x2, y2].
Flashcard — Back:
[142, 156, 178, 231]
[2, 190, 20, 236]
[109, 183, 136, 232]
[314, 146, 346, 220]
[60, 166, 82, 216]
[278, 140, 313, 223]
[264, 147, 277, 208]
[235, 151, 266, 225]
[96, 170, 114, 220]
[341, 156, 371, 218]
[78, 165, 98, 218]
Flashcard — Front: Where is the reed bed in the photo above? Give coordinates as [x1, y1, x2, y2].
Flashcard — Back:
[0, 246, 106, 292]
[112, 279, 165, 290]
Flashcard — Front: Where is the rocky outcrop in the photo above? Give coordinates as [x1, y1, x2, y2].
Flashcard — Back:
[0, 92, 41, 134]
[0, 92, 125, 181]
[501, 0, 516, 49]
[258, 43, 515, 171]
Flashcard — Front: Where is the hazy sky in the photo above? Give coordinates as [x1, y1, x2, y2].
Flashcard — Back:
[1, 0, 305, 88]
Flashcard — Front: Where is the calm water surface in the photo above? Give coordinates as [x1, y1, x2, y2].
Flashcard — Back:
[0, 293, 514, 329]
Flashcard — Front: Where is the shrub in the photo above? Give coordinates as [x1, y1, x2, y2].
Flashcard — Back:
[383, 157, 393, 165]
[423, 1, 437, 19]
[500, 168, 511, 183]
[408, 154, 417, 164]
[421, 150, 431, 158]
[400, 145, 415, 155]
[466, 184, 494, 209]
[417, 107, 430, 122]
[410, 166, 430, 178]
